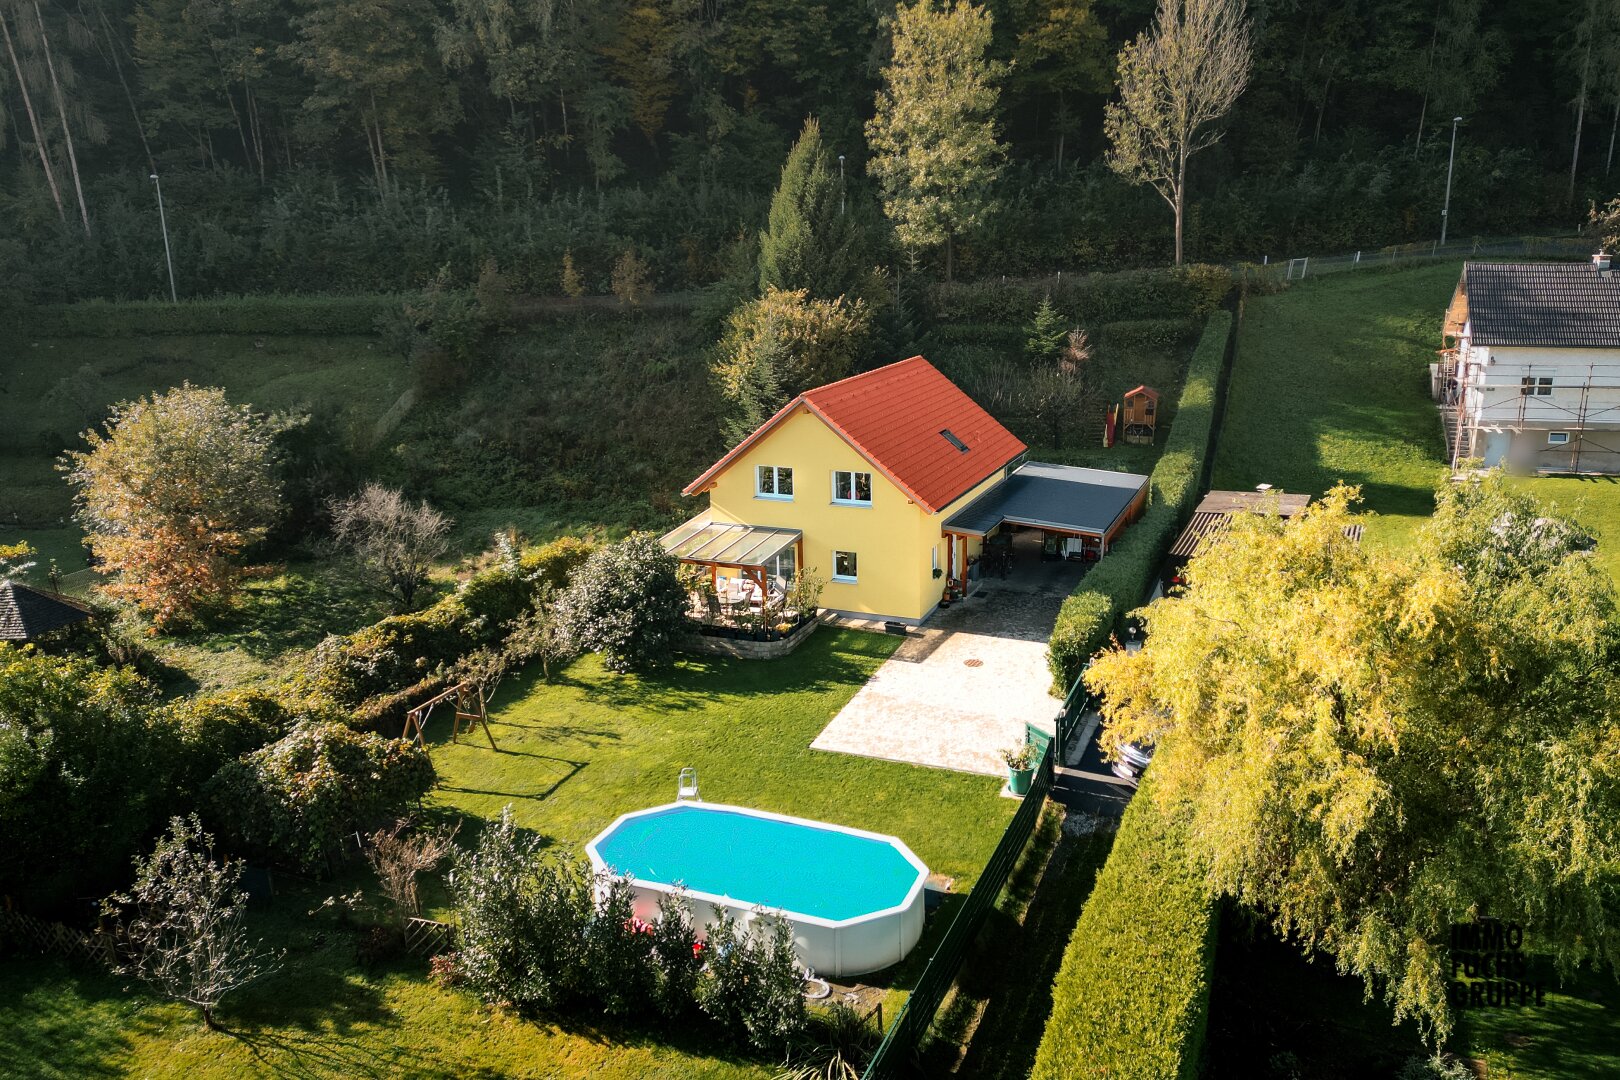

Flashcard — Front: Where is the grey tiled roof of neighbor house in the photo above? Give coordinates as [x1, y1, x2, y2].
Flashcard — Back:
[0, 580, 91, 641]
[1463, 261, 1620, 347]
[942, 462, 1149, 537]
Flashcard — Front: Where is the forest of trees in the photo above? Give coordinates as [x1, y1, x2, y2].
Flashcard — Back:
[1, 0, 1617, 303]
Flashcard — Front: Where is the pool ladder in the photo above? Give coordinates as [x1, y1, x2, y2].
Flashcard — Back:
[677, 767, 700, 801]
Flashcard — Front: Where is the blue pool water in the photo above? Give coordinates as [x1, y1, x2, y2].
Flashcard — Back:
[591, 805, 923, 922]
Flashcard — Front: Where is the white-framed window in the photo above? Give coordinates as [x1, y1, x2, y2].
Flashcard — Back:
[832, 470, 873, 505]
[1520, 376, 1552, 397]
[756, 465, 794, 499]
[832, 550, 858, 583]
[767, 548, 796, 581]
[931, 546, 939, 572]
[1548, 431, 1571, 446]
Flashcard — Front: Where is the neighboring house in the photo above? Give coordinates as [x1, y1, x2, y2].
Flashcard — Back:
[1437, 258, 1620, 473]
[665, 356, 1149, 623]
[0, 580, 91, 643]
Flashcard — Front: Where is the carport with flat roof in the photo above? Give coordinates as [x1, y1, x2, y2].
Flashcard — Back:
[939, 462, 1150, 593]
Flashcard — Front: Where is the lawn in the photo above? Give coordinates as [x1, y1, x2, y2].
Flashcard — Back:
[1455, 959, 1620, 1080]
[147, 560, 402, 693]
[1508, 475, 1620, 582]
[0, 910, 774, 1080]
[426, 628, 1014, 892]
[1213, 264, 1460, 548]
[0, 627, 1016, 1078]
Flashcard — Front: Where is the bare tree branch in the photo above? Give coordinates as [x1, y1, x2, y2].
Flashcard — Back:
[1104, 0, 1252, 264]
[328, 483, 451, 609]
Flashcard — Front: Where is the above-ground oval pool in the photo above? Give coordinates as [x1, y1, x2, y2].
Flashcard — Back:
[586, 802, 929, 977]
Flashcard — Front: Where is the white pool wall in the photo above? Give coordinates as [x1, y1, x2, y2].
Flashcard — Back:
[586, 802, 929, 978]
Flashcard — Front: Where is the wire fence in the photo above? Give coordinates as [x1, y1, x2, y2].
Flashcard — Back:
[861, 739, 1056, 1079]
[1241, 234, 1590, 283]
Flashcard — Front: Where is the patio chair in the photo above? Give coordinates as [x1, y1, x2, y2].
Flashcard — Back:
[704, 591, 724, 624]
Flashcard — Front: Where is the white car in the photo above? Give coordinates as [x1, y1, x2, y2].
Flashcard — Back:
[1110, 740, 1154, 780]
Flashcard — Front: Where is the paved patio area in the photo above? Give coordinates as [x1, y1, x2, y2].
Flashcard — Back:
[811, 531, 1086, 776]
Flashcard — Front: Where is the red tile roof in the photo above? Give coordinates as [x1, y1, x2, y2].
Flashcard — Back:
[684, 356, 1027, 514]
[1124, 385, 1159, 400]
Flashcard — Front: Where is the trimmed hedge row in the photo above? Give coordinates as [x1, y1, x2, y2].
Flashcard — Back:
[1046, 310, 1232, 690]
[1029, 781, 1217, 1080]
[18, 293, 407, 337]
[1099, 317, 1200, 350]
[925, 264, 1231, 327]
[305, 536, 594, 720]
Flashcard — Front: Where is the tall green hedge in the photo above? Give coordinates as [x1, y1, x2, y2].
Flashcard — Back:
[1029, 782, 1217, 1080]
[1046, 310, 1232, 690]
[925, 264, 1231, 327]
[18, 293, 406, 337]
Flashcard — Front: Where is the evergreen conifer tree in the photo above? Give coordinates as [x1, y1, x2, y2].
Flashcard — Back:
[758, 117, 867, 301]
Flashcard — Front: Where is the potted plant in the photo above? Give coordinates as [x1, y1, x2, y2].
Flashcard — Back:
[1000, 741, 1036, 796]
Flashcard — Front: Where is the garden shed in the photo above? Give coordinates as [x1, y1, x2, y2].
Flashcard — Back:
[0, 580, 91, 642]
[1167, 489, 1363, 584]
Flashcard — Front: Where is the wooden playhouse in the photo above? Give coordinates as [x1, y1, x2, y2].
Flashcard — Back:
[1121, 385, 1159, 445]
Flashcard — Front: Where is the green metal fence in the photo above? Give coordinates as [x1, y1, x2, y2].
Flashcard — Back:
[861, 741, 1056, 1079]
[1057, 669, 1089, 751]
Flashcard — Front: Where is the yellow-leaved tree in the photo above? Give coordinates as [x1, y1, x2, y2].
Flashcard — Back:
[62, 385, 281, 630]
[1086, 479, 1620, 1042]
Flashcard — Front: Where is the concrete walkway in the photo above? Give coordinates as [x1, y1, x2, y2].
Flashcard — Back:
[812, 532, 1087, 776]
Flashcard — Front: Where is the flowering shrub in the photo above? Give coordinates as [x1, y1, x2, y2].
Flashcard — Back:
[205, 722, 434, 872]
[556, 533, 688, 673]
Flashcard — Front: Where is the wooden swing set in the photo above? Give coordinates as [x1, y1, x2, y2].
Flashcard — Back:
[401, 681, 498, 751]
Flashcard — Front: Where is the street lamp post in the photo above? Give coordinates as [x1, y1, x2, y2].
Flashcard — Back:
[150, 172, 177, 303]
[1440, 116, 1463, 247]
[838, 154, 846, 216]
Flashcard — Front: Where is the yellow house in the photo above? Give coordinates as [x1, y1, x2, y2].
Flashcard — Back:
[663, 356, 1150, 623]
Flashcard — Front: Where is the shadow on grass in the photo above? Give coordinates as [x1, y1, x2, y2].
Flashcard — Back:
[222, 1026, 442, 1080]
[173, 562, 393, 661]
[939, 817, 1115, 1079]
[218, 952, 392, 1038]
[0, 958, 141, 1078]
[1203, 907, 1427, 1080]
[435, 757, 588, 803]
[1455, 955, 1620, 1079]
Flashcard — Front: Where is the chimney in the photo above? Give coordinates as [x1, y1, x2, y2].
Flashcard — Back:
[1594, 252, 1612, 272]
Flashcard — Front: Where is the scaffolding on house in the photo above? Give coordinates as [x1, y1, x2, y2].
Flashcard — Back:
[1432, 349, 1620, 473]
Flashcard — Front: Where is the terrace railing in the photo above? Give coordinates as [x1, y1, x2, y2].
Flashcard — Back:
[861, 739, 1055, 1079]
